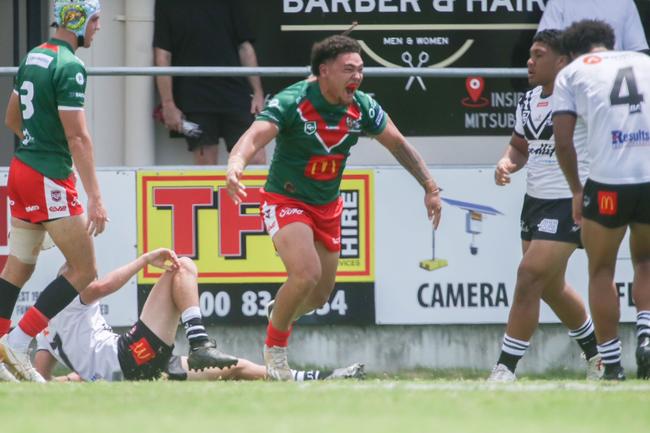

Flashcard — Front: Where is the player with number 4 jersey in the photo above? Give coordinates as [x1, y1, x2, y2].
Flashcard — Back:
[226, 35, 442, 380]
[554, 20, 650, 381]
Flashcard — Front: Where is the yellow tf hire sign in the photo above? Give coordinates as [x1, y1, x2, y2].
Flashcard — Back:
[137, 170, 374, 284]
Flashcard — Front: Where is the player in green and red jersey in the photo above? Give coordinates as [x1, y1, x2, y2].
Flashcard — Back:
[0, 0, 109, 383]
[226, 35, 442, 380]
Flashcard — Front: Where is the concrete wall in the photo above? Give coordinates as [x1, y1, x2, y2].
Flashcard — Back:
[175, 324, 637, 375]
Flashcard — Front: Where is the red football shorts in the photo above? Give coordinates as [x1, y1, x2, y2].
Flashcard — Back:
[260, 190, 343, 252]
[7, 157, 84, 224]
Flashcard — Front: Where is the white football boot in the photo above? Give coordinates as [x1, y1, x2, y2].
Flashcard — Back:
[0, 335, 46, 383]
[487, 363, 517, 382]
[585, 353, 604, 380]
[263, 344, 293, 381]
[0, 362, 18, 382]
[324, 363, 366, 380]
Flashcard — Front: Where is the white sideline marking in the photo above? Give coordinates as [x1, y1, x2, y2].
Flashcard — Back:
[298, 381, 650, 393]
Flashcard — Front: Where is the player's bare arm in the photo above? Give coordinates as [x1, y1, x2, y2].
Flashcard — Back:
[33, 350, 83, 382]
[59, 109, 108, 236]
[238, 41, 264, 115]
[376, 116, 442, 228]
[33, 350, 58, 381]
[80, 248, 180, 305]
[495, 133, 529, 186]
[154, 47, 183, 132]
[226, 120, 278, 204]
[4, 92, 24, 140]
[553, 113, 583, 224]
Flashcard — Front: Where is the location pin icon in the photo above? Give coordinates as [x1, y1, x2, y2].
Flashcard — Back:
[465, 77, 484, 102]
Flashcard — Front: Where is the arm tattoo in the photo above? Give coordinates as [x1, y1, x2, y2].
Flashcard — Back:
[389, 141, 432, 188]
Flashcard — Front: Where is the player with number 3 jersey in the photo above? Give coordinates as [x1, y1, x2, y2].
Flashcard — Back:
[0, 0, 108, 383]
[226, 35, 442, 380]
[554, 20, 650, 380]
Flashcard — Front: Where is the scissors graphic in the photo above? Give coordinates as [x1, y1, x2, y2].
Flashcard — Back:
[402, 51, 429, 91]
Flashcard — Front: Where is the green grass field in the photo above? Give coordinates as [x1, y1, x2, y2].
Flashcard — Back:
[2, 380, 650, 433]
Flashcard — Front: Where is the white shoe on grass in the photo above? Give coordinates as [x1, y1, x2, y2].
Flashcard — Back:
[325, 363, 366, 380]
[0, 362, 18, 382]
[264, 344, 293, 381]
[585, 353, 604, 380]
[0, 335, 45, 383]
[487, 363, 517, 382]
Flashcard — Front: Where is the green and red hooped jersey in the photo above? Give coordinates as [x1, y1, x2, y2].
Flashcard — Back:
[257, 79, 388, 205]
[13, 38, 87, 180]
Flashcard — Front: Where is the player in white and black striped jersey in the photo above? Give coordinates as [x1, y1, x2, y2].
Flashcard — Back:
[554, 20, 650, 381]
[488, 29, 601, 382]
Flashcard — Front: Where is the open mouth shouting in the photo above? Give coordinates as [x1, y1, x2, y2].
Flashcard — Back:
[345, 83, 358, 96]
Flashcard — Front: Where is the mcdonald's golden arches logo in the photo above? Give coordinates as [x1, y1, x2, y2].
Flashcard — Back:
[129, 337, 156, 366]
[598, 191, 618, 216]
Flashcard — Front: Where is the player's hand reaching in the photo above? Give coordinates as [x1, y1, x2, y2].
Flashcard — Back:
[145, 248, 180, 271]
[425, 189, 442, 230]
[226, 156, 247, 205]
[86, 196, 109, 237]
[495, 158, 516, 186]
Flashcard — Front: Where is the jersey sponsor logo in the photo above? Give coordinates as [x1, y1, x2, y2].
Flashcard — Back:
[21, 129, 34, 146]
[373, 106, 385, 129]
[297, 99, 361, 151]
[537, 218, 558, 234]
[598, 191, 618, 216]
[583, 55, 602, 65]
[304, 121, 317, 135]
[611, 129, 650, 149]
[304, 154, 345, 181]
[528, 142, 555, 158]
[129, 337, 157, 366]
[278, 207, 304, 218]
[49, 205, 68, 212]
[26, 52, 54, 69]
[536, 101, 549, 108]
[25, 205, 40, 212]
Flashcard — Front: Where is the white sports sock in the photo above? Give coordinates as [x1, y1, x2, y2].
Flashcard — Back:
[181, 306, 202, 323]
[6, 326, 33, 351]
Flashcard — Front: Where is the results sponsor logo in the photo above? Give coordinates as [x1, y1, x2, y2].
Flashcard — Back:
[611, 129, 650, 149]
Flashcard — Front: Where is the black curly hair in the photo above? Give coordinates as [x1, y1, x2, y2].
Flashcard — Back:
[561, 19, 615, 56]
[532, 29, 565, 55]
[310, 35, 361, 76]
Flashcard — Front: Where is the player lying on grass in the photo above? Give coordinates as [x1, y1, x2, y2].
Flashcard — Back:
[21, 248, 237, 382]
[38, 351, 365, 382]
[32, 248, 364, 382]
